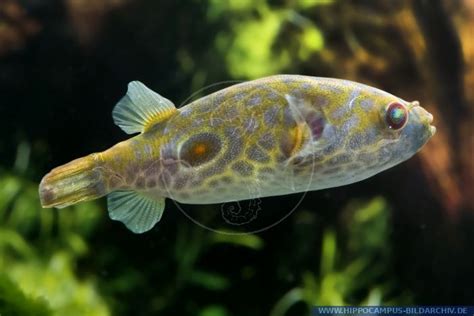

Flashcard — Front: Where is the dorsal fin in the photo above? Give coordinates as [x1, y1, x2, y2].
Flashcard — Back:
[113, 81, 177, 134]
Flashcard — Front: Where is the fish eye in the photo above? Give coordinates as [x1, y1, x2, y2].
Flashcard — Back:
[385, 102, 408, 130]
[179, 133, 222, 167]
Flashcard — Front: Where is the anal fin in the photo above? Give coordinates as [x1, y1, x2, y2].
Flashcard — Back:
[107, 190, 165, 234]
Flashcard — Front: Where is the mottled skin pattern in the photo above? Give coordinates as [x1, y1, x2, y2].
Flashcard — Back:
[92, 75, 434, 204]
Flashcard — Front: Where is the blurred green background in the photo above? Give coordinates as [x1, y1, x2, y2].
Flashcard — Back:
[0, 0, 473, 315]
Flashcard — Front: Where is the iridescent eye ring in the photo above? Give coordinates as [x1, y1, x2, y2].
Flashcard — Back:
[385, 102, 408, 130]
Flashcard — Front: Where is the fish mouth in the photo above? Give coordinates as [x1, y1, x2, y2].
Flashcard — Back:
[425, 112, 436, 136]
[411, 102, 436, 137]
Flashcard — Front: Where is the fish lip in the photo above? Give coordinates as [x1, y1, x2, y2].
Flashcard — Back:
[426, 112, 434, 124]
[426, 112, 435, 136]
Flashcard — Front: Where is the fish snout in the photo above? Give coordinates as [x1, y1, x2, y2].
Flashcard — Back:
[411, 102, 436, 136]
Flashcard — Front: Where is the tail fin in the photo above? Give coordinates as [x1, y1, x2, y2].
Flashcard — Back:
[39, 154, 106, 208]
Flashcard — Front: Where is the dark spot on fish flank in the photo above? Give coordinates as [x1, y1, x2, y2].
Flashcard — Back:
[180, 133, 222, 167]
[301, 82, 312, 90]
[248, 95, 262, 107]
[173, 175, 189, 190]
[362, 128, 378, 146]
[108, 175, 122, 189]
[314, 95, 329, 107]
[208, 179, 220, 187]
[134, 150, 143, 160]
[247, 145, 270, 163]
[209, 117, 225, 127]
[221, 176, 232, 184]
[348, 135, 362, 150]
[144, 162, 161, 178]
[309, 152, 326, 164]
[360, 99, 373, 111]
[267, 91, 280, 100]
[233, 92, 245, 101]
[243, 117, 259, 133]
[259, 167, 274, 174]
[125, 174, 136, 185]
[222, 107, 239, 120]
[199, 167, 221, 179]
[146, 178, 157, 189]
[225, 125, 242, 136]
[264, 106, 279, 125]
[199, 162, 225, 179]
[232, 161, 254, 176]
[223, 135, 243, 160]
[290, 89, 306, 100]
[283, 107, 297, 127]
[136, 177, 146, 189]
[258, 132, 275, 150]
[282, 77, 295, 84]
[126, 165, 139, 179]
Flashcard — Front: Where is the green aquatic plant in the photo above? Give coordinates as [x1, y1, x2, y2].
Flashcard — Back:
[271, 197, 412, 316]
[0, 171, 110, 316]
[0, 274, 52, 316]
[208, 0, 325, 78]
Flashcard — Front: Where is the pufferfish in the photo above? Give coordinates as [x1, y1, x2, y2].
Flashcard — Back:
[39, 75, 436, 233]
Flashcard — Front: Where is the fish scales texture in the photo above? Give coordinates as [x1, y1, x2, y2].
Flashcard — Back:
[39, 75, 436, 233]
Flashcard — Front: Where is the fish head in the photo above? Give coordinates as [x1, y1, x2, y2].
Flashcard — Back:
[387, 100, 436, 155]
[340, 93, 436, 175]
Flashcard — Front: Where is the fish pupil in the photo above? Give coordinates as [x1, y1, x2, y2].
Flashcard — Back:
[386, 102, 407, 130]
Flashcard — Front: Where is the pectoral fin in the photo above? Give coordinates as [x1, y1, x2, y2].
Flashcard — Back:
[113, 81, 177, 134]
[283, 93, 333, 160]
[107, 190, 165, 233]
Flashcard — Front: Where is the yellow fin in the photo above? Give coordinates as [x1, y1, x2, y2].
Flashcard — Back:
[112, 81, 177, 134]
